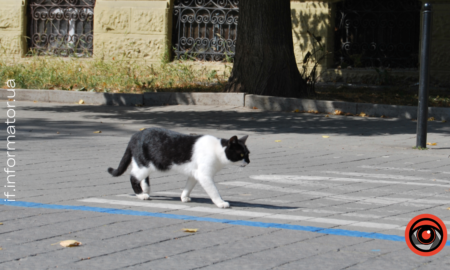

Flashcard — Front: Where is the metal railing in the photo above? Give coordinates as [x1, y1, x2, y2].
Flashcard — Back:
[334, 0, 422, 68]
[172, 0, 239, 62]
[29, 0, 95, 57]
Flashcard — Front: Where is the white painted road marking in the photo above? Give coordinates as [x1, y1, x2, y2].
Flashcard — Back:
[220, 181, 450, 206]
[359, 165, 450, 175]
[321, 171, 450, 182]
[249, 174, 450, 188]
[115, 194, 418, 221]
[117, 193, 293, 204]
[80, 198, 450, 234]
[81, 198, 190, 210]
[79, 198, 408, 232]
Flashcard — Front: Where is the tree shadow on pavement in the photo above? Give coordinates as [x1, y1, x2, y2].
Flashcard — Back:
[11, 104, 450, 141]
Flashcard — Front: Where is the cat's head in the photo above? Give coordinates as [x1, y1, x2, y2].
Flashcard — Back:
[224, 135, 250, 167]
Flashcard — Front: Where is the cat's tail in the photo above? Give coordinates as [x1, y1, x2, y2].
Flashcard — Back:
[108, 146, 132, 177]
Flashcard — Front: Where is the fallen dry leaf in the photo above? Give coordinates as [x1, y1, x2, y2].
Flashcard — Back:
[8, 99, 13, 101]
[140, 128, 146, 131]
[359, 112, 367, 117]
[345, 113, 354, 116]
[182, 229, 198, 233]
[334, 110, 344, 115]
[93, 131, 102, 134]
[447, 207, 450, 210]
[426, 142, 437, 146]
[322, 136, 330, 138]
[325, 115, 329, 117]
[60, 240, 81, 247]
[380, 115, 386, 118]
[0, 247, 2, 250]
[293, 109, 300, 113]
[0, 223, 3, 225]
[428, 117, 435, 121]
[78, 99, 85, 105]
[443, 120, 447, 123]
[252, 106, 258, 109]
[56, 132, 60, 134]
[33, 100, 37, 103]
[275, 140, 281, 143]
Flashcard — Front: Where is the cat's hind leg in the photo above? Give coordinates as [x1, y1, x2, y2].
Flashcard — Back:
[181, 177, 197, 203]
[130, 175, 150, 200]
[130, 159, 151, 200]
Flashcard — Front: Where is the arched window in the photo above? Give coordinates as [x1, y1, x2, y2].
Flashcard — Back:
[334, 0, 421, 68]
[28, 0, 95, 57]
[172, 0, 239, 61]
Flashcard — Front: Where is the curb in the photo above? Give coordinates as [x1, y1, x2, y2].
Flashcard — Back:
[1, 89, 450, 120]
[0, 89, 245, 107]
[244, 94, 450, 120]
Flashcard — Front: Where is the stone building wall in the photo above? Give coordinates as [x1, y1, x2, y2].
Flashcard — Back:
[0, 0, 449, 86]
[291, 1, 334, 74]
[0, 0, 27, 60]
[94, 0, 171, 61]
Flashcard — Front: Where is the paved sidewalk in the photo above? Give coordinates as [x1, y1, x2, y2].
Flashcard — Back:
[1, 101, 450, 269]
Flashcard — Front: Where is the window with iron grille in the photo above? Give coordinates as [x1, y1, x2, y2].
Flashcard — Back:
[172, 0, 239, 62]
[28, 0, 95, 57]
[334, 0, 421, 68]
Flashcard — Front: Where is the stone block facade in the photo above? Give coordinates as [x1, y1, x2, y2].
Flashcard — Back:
[0, 0, 27, 59]
[0, 0, 449, 85]
[93, 0, 170, 61]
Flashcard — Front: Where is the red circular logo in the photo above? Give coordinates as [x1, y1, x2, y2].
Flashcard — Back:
[405, 214, 447, 256]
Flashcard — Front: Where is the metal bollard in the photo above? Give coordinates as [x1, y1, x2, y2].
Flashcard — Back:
[416, 3, 433, 149]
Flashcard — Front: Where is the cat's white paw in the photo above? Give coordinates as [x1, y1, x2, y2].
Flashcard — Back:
[181, 196, 191, 203]
[136, 193, 151, 200]
[216, 201, 230, 208]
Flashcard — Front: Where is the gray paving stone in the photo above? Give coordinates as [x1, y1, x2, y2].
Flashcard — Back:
[1, 101, 450, 269]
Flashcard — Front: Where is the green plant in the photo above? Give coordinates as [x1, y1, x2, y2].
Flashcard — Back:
[300, 30, 330, 97]
[374, 68, 392, 85]
[349, 53, 363, 68]
[0, 54, 230, 93]
[207, 70, 217, 81]
[161, 46, 171, 65]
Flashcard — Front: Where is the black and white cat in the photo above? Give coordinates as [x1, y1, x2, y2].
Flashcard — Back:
[108, 128, 250, 208]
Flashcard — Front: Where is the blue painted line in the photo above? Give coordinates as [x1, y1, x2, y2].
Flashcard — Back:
[2, 200, 449, 246]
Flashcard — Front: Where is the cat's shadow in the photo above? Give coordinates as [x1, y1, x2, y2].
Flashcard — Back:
[147, 195, 298, 210]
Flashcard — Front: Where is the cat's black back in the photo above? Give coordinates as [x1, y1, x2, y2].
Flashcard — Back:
[129, 128, 201, 171]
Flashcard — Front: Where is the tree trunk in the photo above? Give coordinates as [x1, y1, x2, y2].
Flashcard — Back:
[224, 0, 308, 98]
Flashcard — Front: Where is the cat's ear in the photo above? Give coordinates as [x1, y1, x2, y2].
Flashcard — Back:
[228, 136, 238, 146]
[239, 135, 249, 144]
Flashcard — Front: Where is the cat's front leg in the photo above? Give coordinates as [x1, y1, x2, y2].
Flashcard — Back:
[181, 177, 197, 203]
[196, 173, 230, 208]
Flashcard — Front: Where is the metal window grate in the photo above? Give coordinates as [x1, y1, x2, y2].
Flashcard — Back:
[172, 0, 239, 62]
[29, 0, 95, 57]
[334, 0, 422, 68]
